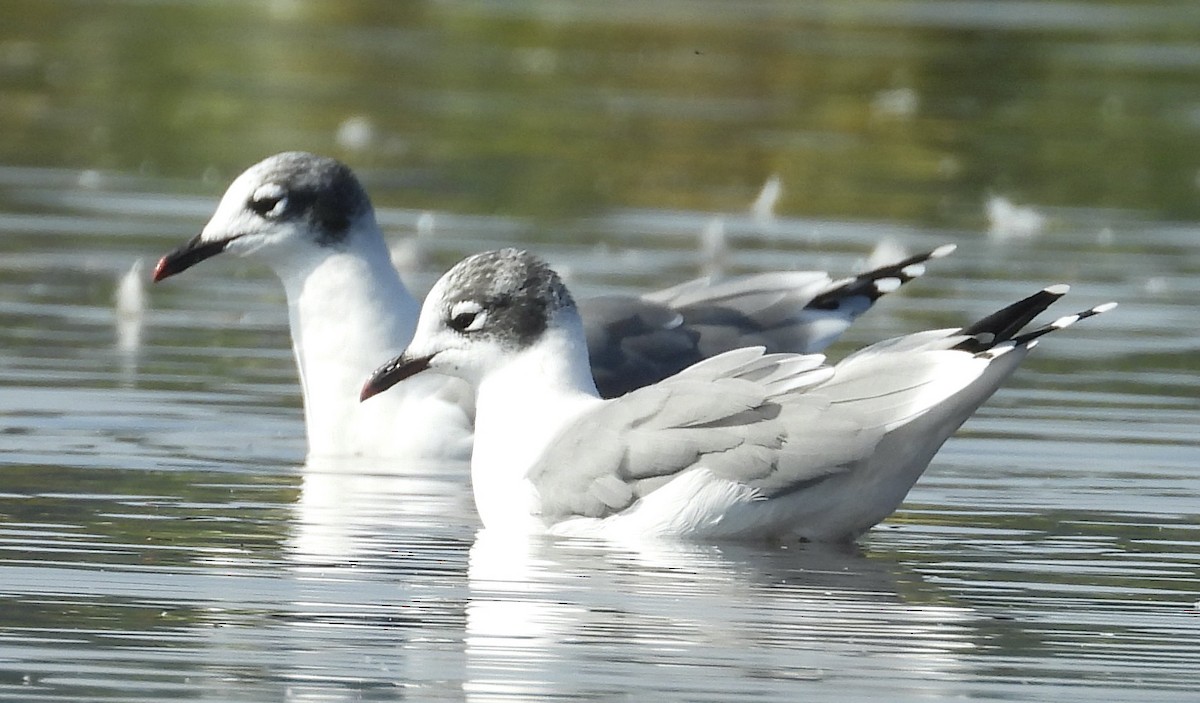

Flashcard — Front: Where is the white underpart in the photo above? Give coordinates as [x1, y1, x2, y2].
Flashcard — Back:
[550, 469, 761, 540]
[467, 310, 604, 531]
[277, 217, 473, 460]
[198, 168, 473, 461]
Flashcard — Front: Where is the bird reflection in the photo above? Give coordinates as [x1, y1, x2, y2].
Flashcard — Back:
[285, 456, 474, 569]
[464, 531, 979, 701]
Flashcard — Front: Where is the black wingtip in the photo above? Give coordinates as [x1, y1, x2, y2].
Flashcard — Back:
[954, 285, 1074, 353]
[807, 243, 955, 310]
[1007, 300, 1118, 347]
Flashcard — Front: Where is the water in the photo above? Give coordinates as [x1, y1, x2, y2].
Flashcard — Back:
[1, 1, 1199, 701]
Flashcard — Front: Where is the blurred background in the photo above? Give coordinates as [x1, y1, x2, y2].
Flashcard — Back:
[3, 0, 1199, 222]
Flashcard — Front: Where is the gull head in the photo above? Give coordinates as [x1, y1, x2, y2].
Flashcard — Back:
[361, 248, 575, 400]
[153, 152, 373, 281]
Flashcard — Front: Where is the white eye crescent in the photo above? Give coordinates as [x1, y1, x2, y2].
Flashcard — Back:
[448, 300, 487, 333]
[250, 183, 288, 218]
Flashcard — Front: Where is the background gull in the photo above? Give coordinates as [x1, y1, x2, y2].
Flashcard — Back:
[153, 152, 949, 460]
[362, 249, 1116, 541]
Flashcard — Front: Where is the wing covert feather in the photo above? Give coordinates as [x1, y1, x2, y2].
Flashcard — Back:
[529, 348, 878, 521]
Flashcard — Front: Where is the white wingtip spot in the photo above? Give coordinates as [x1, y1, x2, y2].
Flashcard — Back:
[980, 340, 1017, 359]
[1094, 301, 1119, 314]
[1051, 313, 1081, 329]
[931, 243, 957, 259]
[1044, 283, 1070, 295]
[900, 263, 926, 279]
[874, 277, 902, 293]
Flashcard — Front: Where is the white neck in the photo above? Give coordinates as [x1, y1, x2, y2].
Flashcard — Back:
[470, 310, 603, 530]
[274, 220, 421, 456]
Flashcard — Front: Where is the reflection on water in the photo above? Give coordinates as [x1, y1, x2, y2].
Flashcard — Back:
[287, 457, 474, 567]
[464, 533, 976, 701]
[1, 0, 1199, 700]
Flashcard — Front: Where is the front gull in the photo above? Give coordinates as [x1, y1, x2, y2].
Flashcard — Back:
[153, 152, 950, 460]
[361, 249, 1116, 541]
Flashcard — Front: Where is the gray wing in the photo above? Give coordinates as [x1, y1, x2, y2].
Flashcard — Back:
[825, 284, 1117, 433]
[580, 245, 953, 398]
[536, 284, 1115, 532]
[528, 348, 881, 522]
[578, 295, 707, 401]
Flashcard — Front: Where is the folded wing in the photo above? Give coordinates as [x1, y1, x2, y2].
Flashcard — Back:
[531, 284, 1115, 540]
[580, 246, 954, 398]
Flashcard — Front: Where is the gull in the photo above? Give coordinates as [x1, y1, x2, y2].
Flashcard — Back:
[986, 195, 1045, 241]
[697, 215, 727, 277]
[154, 153, 473, 460]
[578, 241, 953, 398]
[114, 258, 147, 354]
[153, 152, 948, 459]
[750, 174, 782, 230]
[114, 258, 147, 320]
[361, 249, 1115, 541]
[114, 258, 146, 384]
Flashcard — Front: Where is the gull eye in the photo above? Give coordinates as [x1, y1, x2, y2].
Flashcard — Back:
[249, 183, 288, 219]
[448, 300, 486, 333]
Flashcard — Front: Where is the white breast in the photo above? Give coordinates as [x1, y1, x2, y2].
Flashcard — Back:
[468, 321, 603, 530]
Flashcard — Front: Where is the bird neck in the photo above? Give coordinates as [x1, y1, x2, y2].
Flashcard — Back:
[470, 309, 602, 530]
[277, 222, 421, 454]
